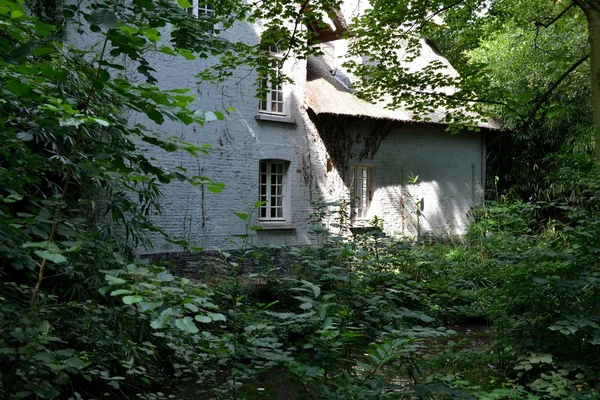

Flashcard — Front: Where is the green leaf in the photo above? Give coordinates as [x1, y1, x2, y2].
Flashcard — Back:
[122, 295, 143, 305]
[64, 358, 91, 369]
[23, 241, 55, 249]
[110, 289, 132, 296]
[175, 317, 199, 333]
[34, 250, 67, 264]
[88, 9, 117, 29]
[16, 132, 33, 141]
[207, 184, 224, 193]
[38, 320, 51, 334]
[146, 108, 164, 124]
[207, 312, 226, 321]
[195, 315, 212, 323]
[105, 275, 127, 285]
[138, 301, 163, 312]
[3, 194, 23, 203]
[301, 280, 321, 298]
[32, 45, 55, 56]
[10, 9, 23, 19]
[234, 212, 250, 221]
[90, 117, 110, 126]
[157, 270, 174, 282]
[150, 313, 170, 329]
[177, 0, 192, 8]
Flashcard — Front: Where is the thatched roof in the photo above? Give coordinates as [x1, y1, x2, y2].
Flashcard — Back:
[306, 41, 502, 130]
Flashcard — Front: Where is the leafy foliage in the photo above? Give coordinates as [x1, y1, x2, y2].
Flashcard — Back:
[2, 0, 600, 399]
[346, 0, 595, 199]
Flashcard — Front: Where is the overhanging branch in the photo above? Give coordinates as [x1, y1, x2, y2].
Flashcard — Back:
[524, 53, 589, 129]
[403, 88, 517, 111]
[535, 1, 576, 28]
[404, 0, 467, 35]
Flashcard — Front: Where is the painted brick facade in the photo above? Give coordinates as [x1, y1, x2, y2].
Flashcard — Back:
[68, 1, 487, 253]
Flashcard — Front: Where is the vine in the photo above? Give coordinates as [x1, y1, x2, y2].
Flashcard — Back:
[312, 113, 397, 172]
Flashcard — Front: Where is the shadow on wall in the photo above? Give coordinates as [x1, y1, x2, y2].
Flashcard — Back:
[309, 112, 484, 239]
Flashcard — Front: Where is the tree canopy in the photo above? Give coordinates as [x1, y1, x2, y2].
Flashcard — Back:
[346, 0, 595, 164]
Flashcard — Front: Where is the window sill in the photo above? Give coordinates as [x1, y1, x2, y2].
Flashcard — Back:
[255, 114, 296, 124]
[256, 223, 296, 230]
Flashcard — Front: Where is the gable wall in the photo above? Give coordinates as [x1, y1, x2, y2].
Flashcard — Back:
[307, 117, 486, 238]
[363, 124, 485, 237]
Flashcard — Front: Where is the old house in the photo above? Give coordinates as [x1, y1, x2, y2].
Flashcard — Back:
[72, 1, 498, 252]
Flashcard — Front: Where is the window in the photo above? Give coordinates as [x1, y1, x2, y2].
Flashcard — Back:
[186, 1, 214, 18]
[259, 160, 289, 221]
[259, 71, 284, 115]
[350, 165, 372, 220]
[258, 35, 285, 115]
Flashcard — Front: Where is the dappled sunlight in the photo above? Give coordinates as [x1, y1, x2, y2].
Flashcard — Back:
[309, 116, 485, 239]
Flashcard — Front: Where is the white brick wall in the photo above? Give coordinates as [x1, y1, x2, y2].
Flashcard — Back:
[303, 118, 485, 240]
[67, 1, 486, 252]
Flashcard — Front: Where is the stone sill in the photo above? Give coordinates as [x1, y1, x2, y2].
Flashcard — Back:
[256, 223, 296, 230]
[255, 114, 296, 124]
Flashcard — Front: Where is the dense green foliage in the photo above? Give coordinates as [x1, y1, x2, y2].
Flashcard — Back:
[346, 0, 595, 198]
[1, 0, 599, 399]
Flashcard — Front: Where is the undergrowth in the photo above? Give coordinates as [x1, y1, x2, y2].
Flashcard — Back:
[5, 183, 600, 398]
[1, 2, 599, 397]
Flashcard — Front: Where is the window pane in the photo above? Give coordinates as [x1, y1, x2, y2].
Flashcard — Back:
[199, 4, 214, 14]
[259, 160, 288, 220]
[259, 68, 285, 115]
[350, 165, 372, 219]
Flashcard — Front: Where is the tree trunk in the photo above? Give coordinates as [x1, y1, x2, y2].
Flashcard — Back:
[578, 0, 600, 163]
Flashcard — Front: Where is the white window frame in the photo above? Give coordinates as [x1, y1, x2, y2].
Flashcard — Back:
[259, 69, 285, 115]
[350, 165, 373, 220]
[259, 160, 290, 222]
[186, 1, 214, 18]
[258, 40, 287, 116]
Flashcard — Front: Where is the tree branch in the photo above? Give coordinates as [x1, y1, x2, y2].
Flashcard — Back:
[535, 1, 576, 28]
[404, 88, 517, 111]
[574, 0, 600, 14]
[282, 0, 311, 62]
[523, 53, 589, 129]
[424, 0, 467, 26]
[404, 0, 467, 35]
